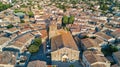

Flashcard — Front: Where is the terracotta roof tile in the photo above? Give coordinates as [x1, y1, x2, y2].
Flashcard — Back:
[84, 51, 109, 64]
[0, 51, 16, 65]
[95, 32, 111, 40]
[39, 30, 48, 38]
[27, 60, 47, 67]
[0, 37, 10, 45]
[51, 29, 78, 51]
[81, 38, 100, 49]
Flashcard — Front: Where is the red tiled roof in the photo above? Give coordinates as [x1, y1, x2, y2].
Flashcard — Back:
[27, 60, 47, 67]
[84, 51, 109, 64]
[51, 29, 78, 51]
[81, 38, 100, 49]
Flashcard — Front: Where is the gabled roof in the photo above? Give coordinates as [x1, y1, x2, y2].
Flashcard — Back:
[111, 29, 120, 37]
[92, 37, 104, 45]
[0, 51, 16, 65]
[4, 27, 19, 33]
[27, 60, 47, 67]
[81, 38, 100, 49]
[0, 37, 10, 45]
[51, 29, 78, 51]
[84, 51, 109, 64]
[10, 33, 34, 48]
[95, 32, 111, 40]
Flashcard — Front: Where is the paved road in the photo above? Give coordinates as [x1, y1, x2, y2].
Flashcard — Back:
[29, 44, 51, 65]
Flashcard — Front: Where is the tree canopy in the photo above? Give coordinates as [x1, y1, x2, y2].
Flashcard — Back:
[69, 16, 75, 24]
[101, 44, 118, 56]
[62, 15, 75, 26]
[33, 38, 42, 46]
[69, 64, 74, 67]
[0, 2, 12, 12]
[28, 38, 42, 53]
[14, 9, 25, 13]
[20, 20, 25, 23]
[28, 45, 39, 53]
[6, 24, 14, 29]
[28, 11, 34, 17]
[62, 15, 69, 26]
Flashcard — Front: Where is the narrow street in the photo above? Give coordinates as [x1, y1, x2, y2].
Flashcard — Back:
[29, 44, 51, 65]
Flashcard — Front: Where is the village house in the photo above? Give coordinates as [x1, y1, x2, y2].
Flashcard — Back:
[49, 23, 58, 39]
[31, 29, 48, 43]
[82, 50, 111, 67]
[81, 38, 101, 51]
[91, 36, 106, 47]
[36, 20, 46, 24]
[19, 28, 32, 35]
[18, 23, 30, 29]
[0, 37, 10, 51]
[0, 22, 10, 27]
[13, 16, 20, 23]
[75, 16, 89, 23]
[39, 30, 48, 43]
[20, 7, 30, 13]
[27, 60, 47, 67]
[66, 24, 81, 35]
[0, 28, 6, 33]
[6, 33, 34, 53]
[30, 23, 46, 30]
[111, 29, 120, 41]
[0, 13, 5, 20]
[29, 17, 35, 23]
[95, 32, 115, 43]
[3, 15, 18, 25]
[4, 27, 20, 34]
[111, 64, 119, 67]
[51, 29, 80, 62]
[31, 31, 41, 37]
[24, 15, 30, 22]
[56, 16, 62, 27]
[33, 9, 45, 21]
[109, 20, 120, 28]
[0, 51, 17, 67]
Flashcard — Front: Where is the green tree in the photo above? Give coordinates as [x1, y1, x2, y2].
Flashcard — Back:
[69, 16, 75, 24]
[28, 38, 42, 53]
[69, 64, 74, 67]
[14, 9, 25, 13]
[38, 6, 42, 10]
[6, 24, 14, 29]
[109, 45, 118, 52]
[20, 20, 25, 23]
[33, 38, 42, 46]
[57, 4, 66, 12]
[0, 2, 12, 11]
[28, 11, 34, 17]
[100, 4, 108, 11]
[62, 15, 69, 26]
[28, 45, 39, 53]
[101, 45, 118, 56]
[21, 4, 27, 8]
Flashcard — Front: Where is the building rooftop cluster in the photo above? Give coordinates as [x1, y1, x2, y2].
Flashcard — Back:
[0, 0, 120, 67]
